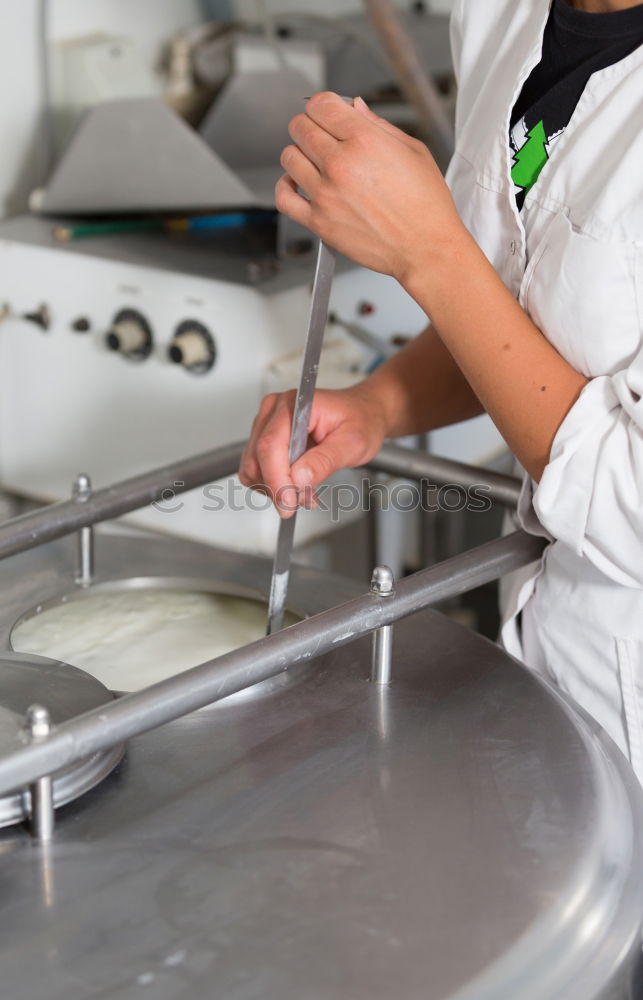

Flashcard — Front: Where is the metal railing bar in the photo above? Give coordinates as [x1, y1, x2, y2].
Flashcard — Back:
[0, 441, 521, 563]
[369, 443, 521, 508]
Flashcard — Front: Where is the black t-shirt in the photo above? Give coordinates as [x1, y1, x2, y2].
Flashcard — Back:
[510, 0, 643, 210]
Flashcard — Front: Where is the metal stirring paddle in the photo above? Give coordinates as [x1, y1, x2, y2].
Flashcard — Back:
[266, 240, 337, 634]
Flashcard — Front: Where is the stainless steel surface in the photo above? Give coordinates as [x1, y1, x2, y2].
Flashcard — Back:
[0, 653, 123, 829]
[26, 705, 54, 842]
[72, 474, 94, 585]
[370, 441, 522, 508]
[370, 565, 394, 685]
[267, 241, 337, 635]
[0, 531, 640, 999]
[0, 530, 545, 795]
[0, 442, 245, 562]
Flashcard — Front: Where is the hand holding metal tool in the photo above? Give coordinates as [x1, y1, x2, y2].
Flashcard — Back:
[266, 240, 337, 635]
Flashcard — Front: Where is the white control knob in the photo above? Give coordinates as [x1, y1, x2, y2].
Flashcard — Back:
[168, 321, 215, 373]
[106, 310, 152, 360]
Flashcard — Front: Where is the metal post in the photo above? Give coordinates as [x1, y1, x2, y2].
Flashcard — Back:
[25, 705, 54, 842]
[72, 474, 93, 584]
[370, 566, 395, 684]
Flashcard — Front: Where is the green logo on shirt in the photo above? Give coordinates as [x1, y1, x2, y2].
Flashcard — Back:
[511, 119, 549, 194]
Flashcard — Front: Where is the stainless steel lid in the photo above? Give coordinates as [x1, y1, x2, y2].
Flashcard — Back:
[0, 653, 123, 827]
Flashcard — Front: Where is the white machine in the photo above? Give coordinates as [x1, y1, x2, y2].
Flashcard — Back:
[0, 215, 502, 557]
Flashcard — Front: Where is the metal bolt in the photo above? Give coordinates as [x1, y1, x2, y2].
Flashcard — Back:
[371, 565, 394, 597]
[26, 705, 54, 842]
[73, 474, 94, 585]
[370, 565, 395, 685]
[73, 473, 91, 501]
[26, 704, 50, 739]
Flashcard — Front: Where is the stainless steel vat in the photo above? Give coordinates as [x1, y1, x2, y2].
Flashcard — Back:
[0, 528, 640, 999]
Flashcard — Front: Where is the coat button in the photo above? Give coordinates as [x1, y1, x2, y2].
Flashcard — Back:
[510, 240, 517, 255]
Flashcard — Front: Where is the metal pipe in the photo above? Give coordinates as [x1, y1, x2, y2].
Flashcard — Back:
[25, 706, 54, 842]
[0, 441, 245, 562]
[72, 474, 94, 585]
[0, 531, 545, 796]
[370, 566, 395, 685]
[362, 0, 455, 161]
[0, 441, 518, 564]
[368, 443, 522, 509]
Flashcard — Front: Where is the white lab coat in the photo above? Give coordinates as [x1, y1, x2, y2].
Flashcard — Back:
[446, 0, 643, 779]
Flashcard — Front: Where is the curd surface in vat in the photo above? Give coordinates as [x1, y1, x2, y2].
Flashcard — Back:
[12, 588, 297, 692]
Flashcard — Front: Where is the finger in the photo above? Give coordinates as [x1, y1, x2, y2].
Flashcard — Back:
[291, 424, 364, 490]
[255, 403, 299, 518]
[288, 112, 338, 171]
[240, 391, 289, 488]
[298, 484, 320, 510]
[353, 96, 421, 149]
[239, 436, 264, 488]
[275, 175, 313, 229]
[305, 91, 365, 141]
[239, 455, 263, 489]
[239, 399, 276, 487]
[279, 144, 321, 198]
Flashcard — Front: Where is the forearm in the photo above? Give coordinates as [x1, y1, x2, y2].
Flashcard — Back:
[404, 233, 588, 481]
[273, 92, 588, 482]
[354, 323, 484, 439]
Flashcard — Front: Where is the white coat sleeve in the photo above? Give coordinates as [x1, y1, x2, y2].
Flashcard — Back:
[532, 343, 643, 587]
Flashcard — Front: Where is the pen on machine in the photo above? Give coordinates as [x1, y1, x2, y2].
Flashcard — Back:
[53, 210, 277, 242]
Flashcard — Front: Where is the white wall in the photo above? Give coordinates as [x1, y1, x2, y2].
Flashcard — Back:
[0, 0, 202, 218]
[49, 0, 203, 76]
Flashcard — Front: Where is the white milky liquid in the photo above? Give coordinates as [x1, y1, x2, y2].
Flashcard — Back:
[12, 589, 296, 692]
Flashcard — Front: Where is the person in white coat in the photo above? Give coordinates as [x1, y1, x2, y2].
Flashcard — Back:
[239, 0, 643, 783]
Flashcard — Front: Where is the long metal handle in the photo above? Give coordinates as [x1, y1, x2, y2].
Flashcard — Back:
[266, 240, 337, 634]
[0, 530, 545, 796]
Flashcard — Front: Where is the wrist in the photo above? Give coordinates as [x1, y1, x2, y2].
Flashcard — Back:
[399, 225, 479, 314]
[346, 377, 395, 443]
